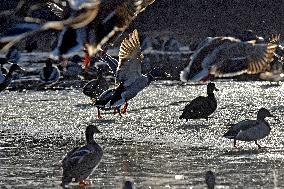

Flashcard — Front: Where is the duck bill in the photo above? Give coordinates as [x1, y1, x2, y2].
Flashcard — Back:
[214, 87, 219, 91]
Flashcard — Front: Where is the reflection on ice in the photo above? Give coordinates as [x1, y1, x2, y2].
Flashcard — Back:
[0, 81, 284, 188]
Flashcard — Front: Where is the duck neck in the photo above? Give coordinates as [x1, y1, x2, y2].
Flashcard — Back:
[6, 68, 15, 78]
[257, 115, 266, 121]
[207, 91, 215, 98]
[86, 132, 95, 144]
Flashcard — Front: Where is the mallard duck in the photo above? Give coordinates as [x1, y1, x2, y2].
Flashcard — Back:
[223, 108, 274, 149]
[61, 125, 103, 188]
[39, 58, 60, 85]
[83, 69, 109, 100]
[180, 35, 279, 81]
[121, 180, 134, 189]
[83, 51, 118, 99]
[1, 0, 156, 59]
[205, 170, 216, 189]
[0, 63, 24, 92]
[179, 83, 218, 121]
[93, 29, 155, 118]
[0, 57, 8, 75]
[59, 56, 83, 80]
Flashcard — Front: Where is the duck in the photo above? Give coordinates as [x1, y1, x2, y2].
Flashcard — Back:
[83, 50, 118, 100]
[223, 108, 274, 149]
[59, 55, 83, 80]
[0, 0, 66, 50]
[180, 34, 279, 82]
[0, 63, 24, 92]
[121, 180, 134, 189]
[0, 57, 9, 75]
[39, 58, 60, 85]
[179, 83, 218, 121]
[205, 170, 216, 189]
[61, 125, 103, 188]
[93, 29, 155, 118]
[1, 0, 156, 61]
[83, 68, 110, 100]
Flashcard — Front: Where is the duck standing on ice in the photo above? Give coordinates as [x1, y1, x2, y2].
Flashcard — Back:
[93, 29, 154, 118]
[223, 108, 274, 149]
[179, 83, 218, 121]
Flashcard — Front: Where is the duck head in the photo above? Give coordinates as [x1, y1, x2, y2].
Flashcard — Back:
[207, 82, 219, 94]
[257, 108, 274, 120]
[86, 125, 101, 143]
[9, 63, 25, 74]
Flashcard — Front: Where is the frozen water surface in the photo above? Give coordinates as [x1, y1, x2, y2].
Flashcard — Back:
[1, 81, 284, 188]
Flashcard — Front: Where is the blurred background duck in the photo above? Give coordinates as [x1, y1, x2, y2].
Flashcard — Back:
[39, 58, 60, 85]
[0, 63, 24, 92]
[61, 125, 103, 188]
[83, 47, 118, 101]
[121, 180, 134, 189]
[180, 34, 279, 82]
[1, 0, 156, 63]
[205, 170, 216, 189]
[179, 83, 218, 121]
[0, 57, 9, 75]
[223, 108, 274, 149]
[58, 55, 83, 80]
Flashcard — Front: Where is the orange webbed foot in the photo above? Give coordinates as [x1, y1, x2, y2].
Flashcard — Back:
[121, 102, 128, 114]
[114, 107, 119, 114]
[79, 180, 91, 187]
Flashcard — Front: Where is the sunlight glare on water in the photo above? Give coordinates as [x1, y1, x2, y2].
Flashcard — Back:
[0, 81, 284, 188]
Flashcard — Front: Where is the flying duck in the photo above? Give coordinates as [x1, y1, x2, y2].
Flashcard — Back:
[180, 35, 279, 82]
[205, 170, 216, 189]
[223, 108, 274, 149]
[61, 125, 103, 188]
[0, 63, 24, 92]
[39, 58, 60, 85]
[1, 0, 156, 61]
[179, 83, 218, 121]
[93, 29, 155, 118]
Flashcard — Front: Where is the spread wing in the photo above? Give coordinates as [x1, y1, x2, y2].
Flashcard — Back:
[211, 35, 279, 77]
[116, 29, 143, 86]
[84, 0, 156, 56]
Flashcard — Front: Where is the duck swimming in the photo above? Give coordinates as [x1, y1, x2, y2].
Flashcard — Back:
[180, 35, 279, 82]
[179, 83, 218, 121]
[61, 125, 103, 188]
[223, 108, 274, 149]
[0, 63, 24, 92]
[39, 58, 60, 85]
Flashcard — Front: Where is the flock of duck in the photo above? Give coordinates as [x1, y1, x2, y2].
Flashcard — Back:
[0, 0, 283, 188]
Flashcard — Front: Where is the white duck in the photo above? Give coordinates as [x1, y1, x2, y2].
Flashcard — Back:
[223, 108, 274, 149]
[61, 125, 103, 187]
[180, 35, 279, 81]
